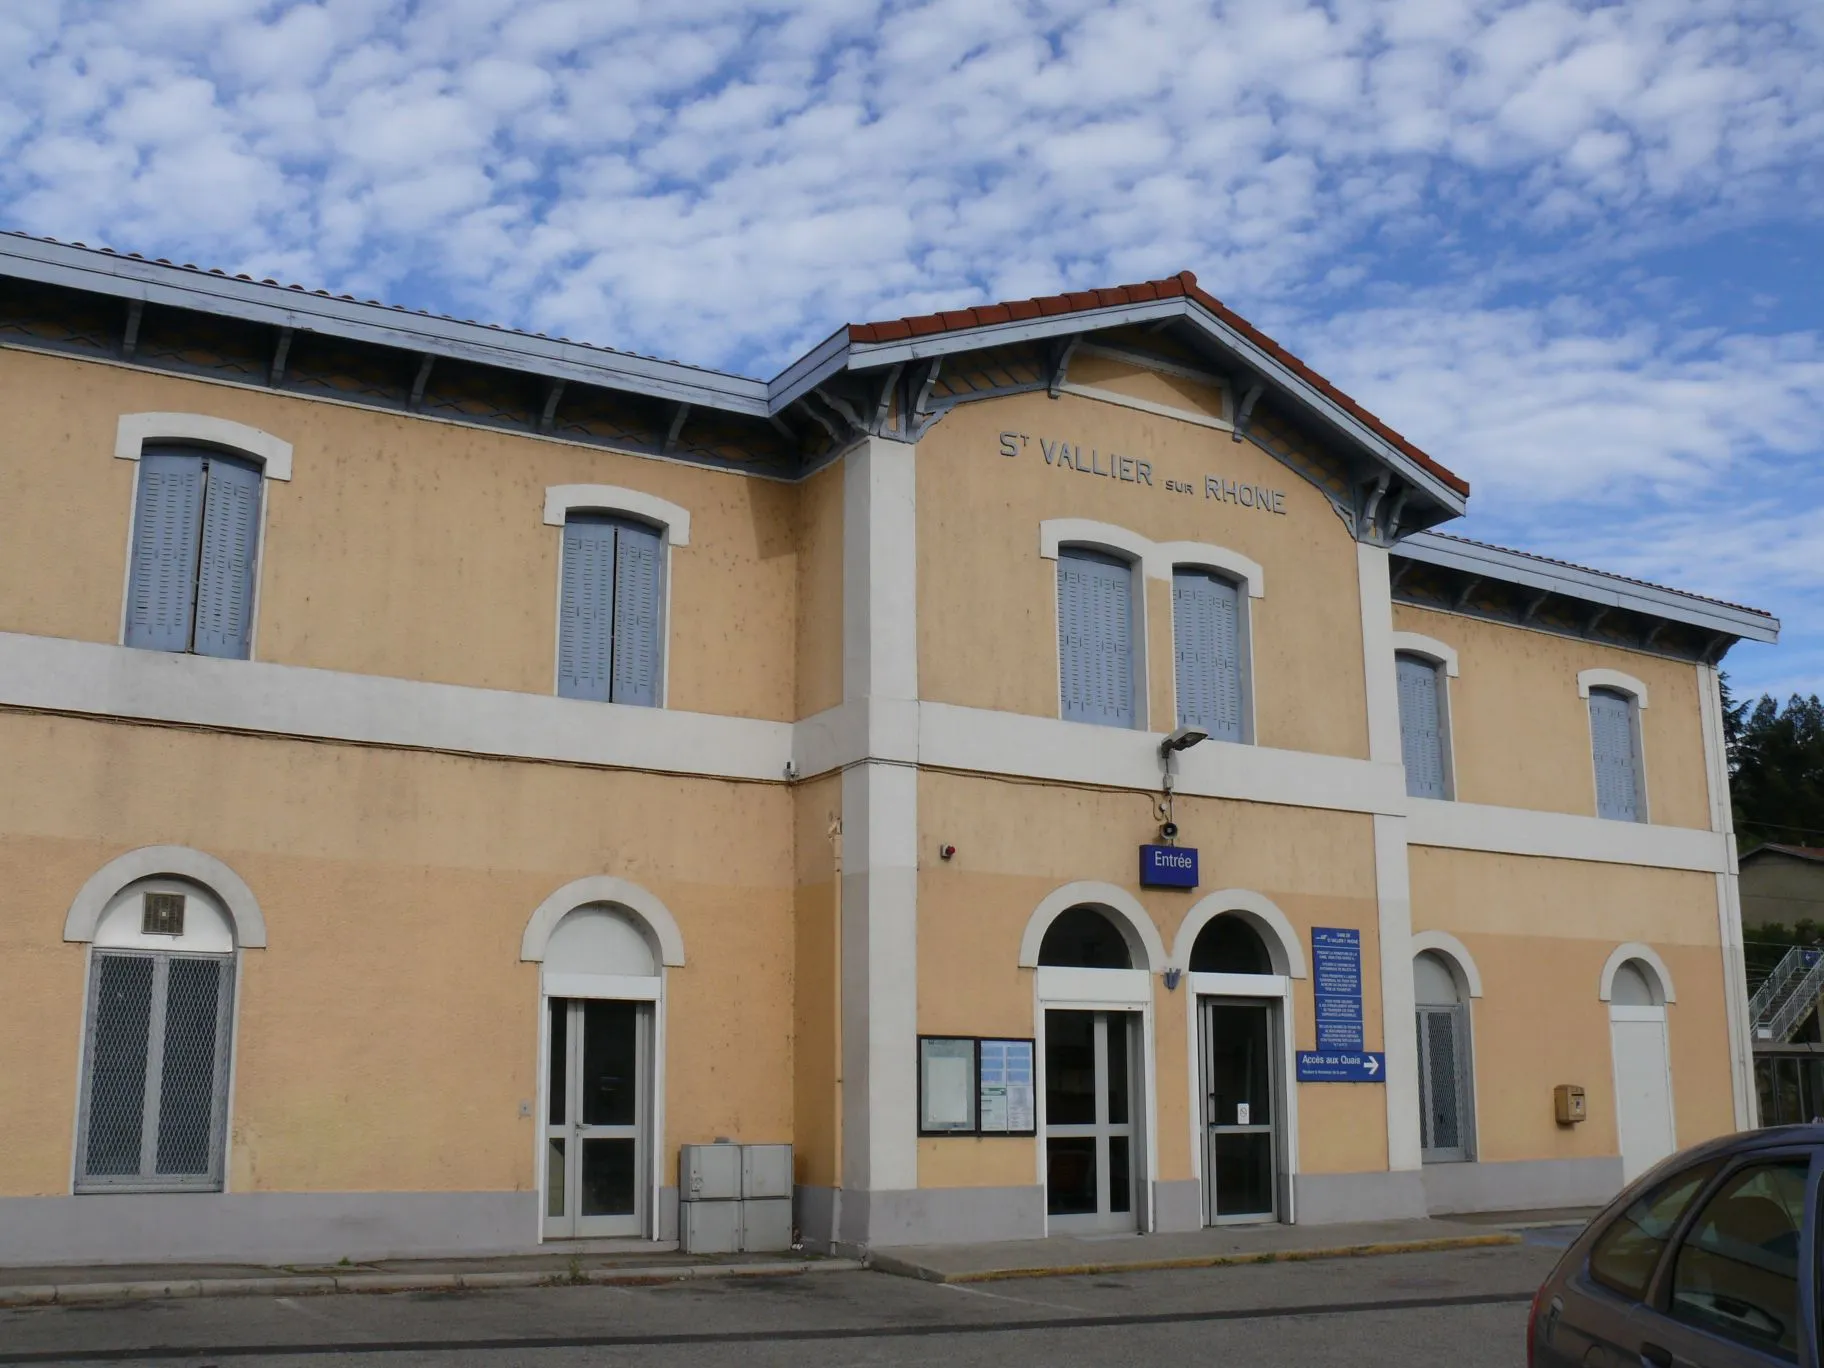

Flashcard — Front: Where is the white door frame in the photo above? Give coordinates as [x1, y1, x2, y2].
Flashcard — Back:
[1187, 971, 1298, 1224]
[1608, 1003, 1676, 1184]
[1033, 966, 1157, 1234]
[534, 970, 665, 1242]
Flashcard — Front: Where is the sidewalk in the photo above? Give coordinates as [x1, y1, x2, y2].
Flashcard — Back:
[0, 1210, 1594, 1307]
[0, 1246, 861, 1308]
[867, 1213, 1575, 1284]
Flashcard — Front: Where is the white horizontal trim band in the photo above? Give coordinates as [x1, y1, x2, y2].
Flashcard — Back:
[0, 633, 1730, 873]
[0, 631, 791, 783]
[1407, 797, 1727, 873]
[1036, 966, 1154, 1004]
[541, 972, 661, 1001]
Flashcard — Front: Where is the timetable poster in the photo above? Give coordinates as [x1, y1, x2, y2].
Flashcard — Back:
[978, 1039, 1035, 1134]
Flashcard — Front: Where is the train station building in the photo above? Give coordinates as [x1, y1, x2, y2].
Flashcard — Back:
[0, 234, 1778, 1264]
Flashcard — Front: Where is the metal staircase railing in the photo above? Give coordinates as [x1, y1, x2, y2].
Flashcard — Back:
[1750, 946, 1810, 1028]
[1768, 951, 1824, 1043]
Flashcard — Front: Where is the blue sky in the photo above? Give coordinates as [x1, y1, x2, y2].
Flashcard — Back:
[2, 0, 1819, 698]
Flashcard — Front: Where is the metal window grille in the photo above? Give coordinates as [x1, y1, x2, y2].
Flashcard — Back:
[76, 950, 234, 1192]
[1415, 1005, 1473, 1162]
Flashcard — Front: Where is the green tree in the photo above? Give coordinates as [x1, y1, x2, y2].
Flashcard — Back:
[1727, 675, 1824, 852]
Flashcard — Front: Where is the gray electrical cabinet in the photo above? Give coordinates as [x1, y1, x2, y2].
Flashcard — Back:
[678, 1143, 794, 1254]
[682, 1197, 742, 1255]
[742, 1144, 792, 1200]
[681, 1143, 743, 1202]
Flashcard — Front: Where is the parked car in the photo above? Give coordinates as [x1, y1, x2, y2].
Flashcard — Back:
[1530, 1125, 1819, 1366]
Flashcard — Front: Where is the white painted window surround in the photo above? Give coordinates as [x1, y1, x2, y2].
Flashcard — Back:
[114, 413, 293, 481]
[1577, 668, 1649, 706]
[1018, 881, 1167, 973]
[1038, 519, 1265, 597]
[64, 845, 267, 948]
[1599, 942, 1676, 1004]
[1390, 632, 1459, 677]
[542, 485, 691, 545]
[1410, 930, 1483, 998]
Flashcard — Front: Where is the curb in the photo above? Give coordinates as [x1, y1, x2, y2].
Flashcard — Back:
[0, 1258, 864, 1308]
[868, 1232, 1522, 1284]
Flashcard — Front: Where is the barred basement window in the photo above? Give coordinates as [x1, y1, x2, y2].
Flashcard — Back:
[75, 949, 234, 1192]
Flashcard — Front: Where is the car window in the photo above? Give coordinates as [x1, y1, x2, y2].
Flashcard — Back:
[1588, 1162, 1720, 1300]
[1668, 1159, 1808, 1363]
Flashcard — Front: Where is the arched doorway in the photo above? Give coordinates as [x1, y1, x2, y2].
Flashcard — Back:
[1414, 952, 1474, 1163]
[523, 877, 686, 1242]
[1189, 912, 1285, 1225]
[1021, 883, 1163, 1236]
[1040, 905, 1140, 1233]
[1605, 949, 1676, 1183]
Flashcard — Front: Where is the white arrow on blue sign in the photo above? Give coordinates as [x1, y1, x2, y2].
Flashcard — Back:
[1295, 1051, 1387, 1083]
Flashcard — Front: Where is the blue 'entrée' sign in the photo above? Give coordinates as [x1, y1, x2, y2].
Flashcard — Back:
[1139, 844, 1198, 888]
[1297, 1051, 1386, 1083]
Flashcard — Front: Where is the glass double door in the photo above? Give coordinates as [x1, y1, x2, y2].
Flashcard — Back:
[1201, 998, 1280, 1224]
[545, 998, 650, 1239]
[1045, 1010, 1139, 1232]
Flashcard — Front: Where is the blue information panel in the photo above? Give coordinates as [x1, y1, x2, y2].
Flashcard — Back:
[1297, 1051, 1386, 1083]
[1139, 844, 1198, 889]
[1311, 927, 1363, 1053]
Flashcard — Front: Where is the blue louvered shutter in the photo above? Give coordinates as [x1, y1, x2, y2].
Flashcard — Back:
[610, 519, 664, 707]
[557, 516, 617, 701]
[1397, 655, 1448, 799]
[1590, 689, 1641, 821]
[191, 457, 262, 659]
[125, 451, 206, 652]
[1058, 549, 1134, 728]
[1173, 570, 1243, 741]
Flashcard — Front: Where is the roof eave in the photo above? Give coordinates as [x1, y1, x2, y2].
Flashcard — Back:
[827, 296, 1468, 516]
[1396, 531, 1779, 643]
[0, 235, 772, 414]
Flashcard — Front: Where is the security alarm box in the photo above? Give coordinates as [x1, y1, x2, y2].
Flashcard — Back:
[1554, 1084, 1587, 1125]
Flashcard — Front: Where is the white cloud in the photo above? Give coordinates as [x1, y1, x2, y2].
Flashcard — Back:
[0, 0, 1820, 689]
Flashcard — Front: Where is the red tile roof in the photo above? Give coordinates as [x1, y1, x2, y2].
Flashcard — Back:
[849, 270, 1471, 498]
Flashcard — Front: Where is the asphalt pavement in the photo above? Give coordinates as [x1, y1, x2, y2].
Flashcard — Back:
[0, 1240, 1566, 1367]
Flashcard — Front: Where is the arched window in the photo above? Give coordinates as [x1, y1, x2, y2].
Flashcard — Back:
[75, 879, 240, 1192]
[1611, 961, 1661, 1006]
[1414, 951, 1474, 1164]
[1039, 906, 1133, 969]
[1189, 914, 1273, 975]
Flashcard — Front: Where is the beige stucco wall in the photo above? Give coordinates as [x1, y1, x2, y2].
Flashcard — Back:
[795, 461, 845, 719]
[792, 773, 843, 1189]
[0, 712, 797, 1198]
[915, 771, 1388, 1190]
[915, 383, 1371, 759]
[0, 348, 806, 722]
[1410, 846, 1734, 1164]
[1394, 604, 1712, 827]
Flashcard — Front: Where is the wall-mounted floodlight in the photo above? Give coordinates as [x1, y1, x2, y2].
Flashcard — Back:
[1156, 728, 1209, 843]
[1160, 726, 1210, 757]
